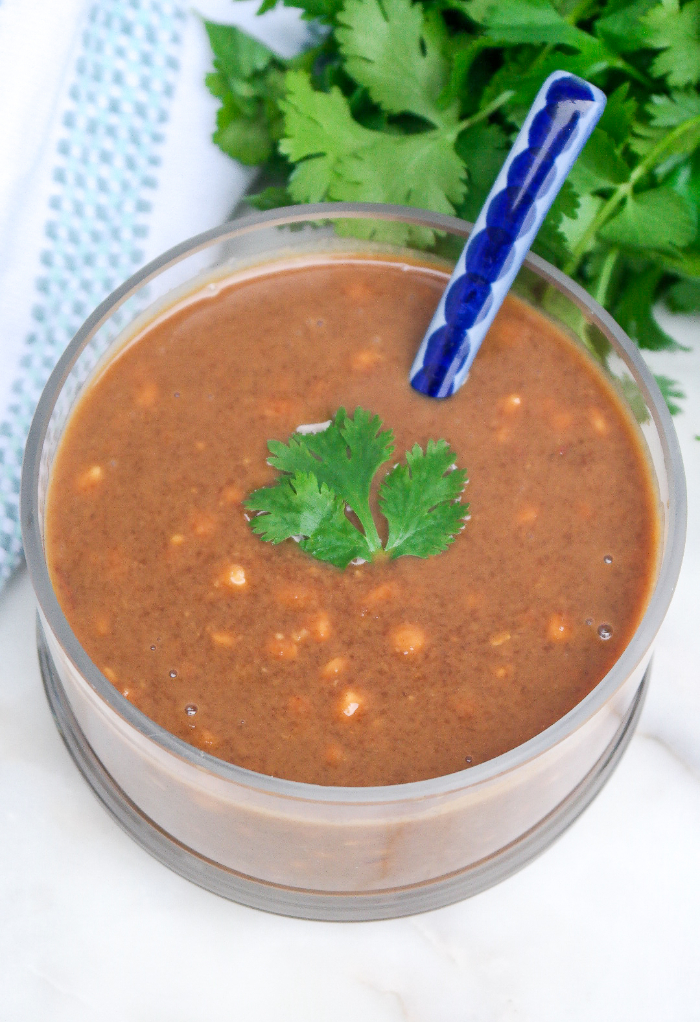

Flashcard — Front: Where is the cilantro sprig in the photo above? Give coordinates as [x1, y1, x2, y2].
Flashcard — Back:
[205, 0, 700, 411]
[245, 408, 469, 568]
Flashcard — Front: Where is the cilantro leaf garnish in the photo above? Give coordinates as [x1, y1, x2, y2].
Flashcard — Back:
[266, 407, 393, 552]
[205, 0, 700, 412]
[246, 470, 372, 568]
[381, 441, 469, 559]
[245, 409, 469, 569]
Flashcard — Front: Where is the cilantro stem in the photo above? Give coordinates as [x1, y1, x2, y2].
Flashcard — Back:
[563, 188, 628, 276]
[565, 0, 598, 24]
[453, 90, 515, 140]
[564, 114, 700, 276]
[528, 44, 554, 75]
[593, 246, 619, 308]
[633, 114, 700, 180]
[564, 184, 628, 274]
[352, 505, 383, 555]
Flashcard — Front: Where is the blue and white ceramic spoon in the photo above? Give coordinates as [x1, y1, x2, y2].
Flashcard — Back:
[410, 71, 606, 399]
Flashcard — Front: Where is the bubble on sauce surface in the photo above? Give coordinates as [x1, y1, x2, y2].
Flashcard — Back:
[169, 669, 178, 678]
[597, 624, 613, 640]
[150, 645, 156, 651]
[185, 704, 197, 716]
[604, 554, 613, 564]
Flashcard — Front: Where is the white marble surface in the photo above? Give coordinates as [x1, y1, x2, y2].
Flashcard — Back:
[0, 314, 698, 1019]
[1, 0, 699, 1005]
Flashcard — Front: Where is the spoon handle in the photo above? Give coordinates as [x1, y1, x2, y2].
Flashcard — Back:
[410, 71, 606, 399]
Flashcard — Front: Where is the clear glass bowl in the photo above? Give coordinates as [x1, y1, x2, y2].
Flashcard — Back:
[21, 203, 686, 920]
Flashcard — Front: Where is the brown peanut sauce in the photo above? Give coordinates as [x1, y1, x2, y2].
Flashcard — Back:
[46, 256, 658, 786]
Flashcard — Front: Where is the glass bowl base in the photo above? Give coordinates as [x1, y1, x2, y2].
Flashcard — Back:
[37, 616, 649, 921]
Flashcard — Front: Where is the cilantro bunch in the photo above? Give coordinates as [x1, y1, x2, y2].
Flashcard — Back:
[245, 408, 469, 568]
[205, 0, 700, 409]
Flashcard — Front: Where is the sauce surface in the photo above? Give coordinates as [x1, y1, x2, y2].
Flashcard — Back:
[46, 257, 658, 786]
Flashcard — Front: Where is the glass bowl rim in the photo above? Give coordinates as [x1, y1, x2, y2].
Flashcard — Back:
[21, 201, 688, 804]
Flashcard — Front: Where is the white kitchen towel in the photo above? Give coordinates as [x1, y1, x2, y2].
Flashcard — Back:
[0, 0, 305, 588]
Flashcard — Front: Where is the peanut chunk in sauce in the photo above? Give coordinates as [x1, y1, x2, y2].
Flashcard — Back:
[267, 635, 298, 661]
[208, 629, 237, 648]
[547, 614, 573, 643]
[338, 690, 364, 719]
[588, 408, 608, 434]
[322, 656, 348, 680]
[307, 612, 332, 641]
[500, 393, 522, 413]
[216, 564, 247, 589]
[351, 348, 384, 372]
[76, 465, 104, 490]
[391, 623, 426, 656]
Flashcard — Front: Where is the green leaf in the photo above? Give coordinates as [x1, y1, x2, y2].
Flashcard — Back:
[647, 90, 700, 126]
[245, 185, 294, 210]
[630, 115, 700, 169]
[653, 245, 700, 277]
[479, 49, 619, 129]
[255, 0, 345, 21]
[532, 180, 579, 264]
[613, 266, 686, 350]
[643, 0, 700, 87]
[668, 157, 700, 204]
[204, 21, 287, 165]
[336, 0, 458, 127]
[247, 472, 371, 569]
[665, 277, 700, 310]
[437, 36, 487, 114]
[337, 129, 467, 222]
[246, 409, 469, 567]
[455, 122, 509, 222]
[267, 407, 394, 551]
[568, 128, 630, 194]
[596, 0, 659, 52]
[280, 70, 466, 244]
[631, 102, 700, 181]
[598, 83, 637, 147]
[559, 193, 604, 253]
[600, 187, 697, 251]
[552, 179, 581, 222]
[466, 0, 641, 85]
[214, 103, 276, 164]
[205, 70, 230, 101]
[654, 374, 685, 414]
[280, 70, 369, 187]
[205, 19, 276, 79]
[464, 0, 595, 47]
[280, 70, 367, 163]
[380, 440, 468, 558]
